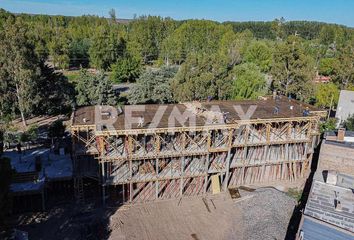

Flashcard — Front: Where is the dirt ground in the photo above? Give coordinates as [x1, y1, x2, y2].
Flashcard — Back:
[6, 189, 296, 240]
[109, 193, 243, 240]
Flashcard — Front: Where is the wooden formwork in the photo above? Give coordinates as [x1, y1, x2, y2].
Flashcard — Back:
[71, 101, 325, 204]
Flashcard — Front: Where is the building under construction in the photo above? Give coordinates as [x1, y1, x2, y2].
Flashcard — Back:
[71, 97, 326, 204]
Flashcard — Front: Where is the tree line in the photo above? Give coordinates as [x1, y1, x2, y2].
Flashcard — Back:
[1, 8, 354, 127]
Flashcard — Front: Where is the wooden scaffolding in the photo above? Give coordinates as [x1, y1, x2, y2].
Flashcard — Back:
[71, 100, 326, 204]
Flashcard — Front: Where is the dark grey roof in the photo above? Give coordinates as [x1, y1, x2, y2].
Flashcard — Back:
[325, 140, 354, 149]
[300, 217, 354, 240]
[325, 131, 354, 137]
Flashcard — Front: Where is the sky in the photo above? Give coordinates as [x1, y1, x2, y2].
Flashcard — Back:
[1, 0, 354, 27]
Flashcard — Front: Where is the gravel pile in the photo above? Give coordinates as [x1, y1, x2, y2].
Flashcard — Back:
[238, 188, 297, 240]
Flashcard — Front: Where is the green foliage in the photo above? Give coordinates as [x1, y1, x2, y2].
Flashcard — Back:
[319, 58, 339, 76]
[110, 55, 142, 83]
[35, 63, 75, 115]
[128, 66, 178, 104]
[48, 28, 70, 69]
[319, 25, 345, 46]
[320, 118, 337, 133]
[89, 26, 125, 70]
[69, 38, 90, 67]
[171, 53, 231, 101]
[161, 20, 228, 64]
[230, 63, 267, 100]
[225, 21, 275, 39]
[128, 16, 177, 64]
[217, 29, 252, 67]
[1, 9, 354, 122]
[271, 36, 315, 101]
[314, 83, 339, 108]
[286, 188, 303, 201]
[346, 84, 354, 91]
[244, 41, 272, 72]
[344, 114, 354, 131]
[0, 18, 42, 126]
[25, 124, 38, 142]
[75, 70, 117, 106]
[334, 45, 354, 88]
[48, 120, 65, 139]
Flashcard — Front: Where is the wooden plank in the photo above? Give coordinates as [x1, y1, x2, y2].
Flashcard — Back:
[211, 175, 220, 194]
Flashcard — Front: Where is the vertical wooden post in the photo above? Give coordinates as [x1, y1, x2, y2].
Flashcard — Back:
[180, 156, 184, 196]
[204, 154, 209, 194]
[224, 129, 233, 191]
[156, 158, 159, 199]
[102, 162, 106, 205]
[266, 123, 271, 144]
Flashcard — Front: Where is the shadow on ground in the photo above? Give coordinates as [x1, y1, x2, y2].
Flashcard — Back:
[285, 140, 322, 240]
[5, 183, 122, 240]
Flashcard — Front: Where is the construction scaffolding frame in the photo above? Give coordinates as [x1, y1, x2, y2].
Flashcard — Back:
[71, 101, 325, 204]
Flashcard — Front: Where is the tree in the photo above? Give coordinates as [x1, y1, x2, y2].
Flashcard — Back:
[128, 16, 177, 64]
[89, 26, 125, 70]
[128, 66, 178, 104]
[75, 70, 116, 106]
[0, 18, 41, 127]
[161, 20, 228, 64]
[48, 120, 65, 140]
[34, 63, 75, 115]
[109, 9, 117, 22]
[319, 25, 345, 46]
[344, 114, 354, 131]
[217, 29, 251, 67]
[110, 55, 142, 83]
[271, 17, 286, 41]
[314, 83, 339, 108]
[69, 38, 90, 68]
[271, 36, 315, 101]
[334, 45, 354, 88]
[171, 53, 228, 101]
[230, 63, 267, 100]
[244, 41, 273, 72]
[320, 118, 337, 133]
[318, 58, 339, 76]
[48, 28, 70, 69]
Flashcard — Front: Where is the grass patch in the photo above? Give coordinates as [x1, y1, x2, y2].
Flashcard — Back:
[64, 70, 81, 84]
[286, 188, 303, 201]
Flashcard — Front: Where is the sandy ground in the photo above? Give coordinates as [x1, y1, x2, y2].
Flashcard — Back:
[108, 189, 296, 240]
[109, 193, 243, 240]
[6, 189, 296, 240]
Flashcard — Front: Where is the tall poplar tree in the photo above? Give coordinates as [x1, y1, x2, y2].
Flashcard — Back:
[0, 18, 41, 127]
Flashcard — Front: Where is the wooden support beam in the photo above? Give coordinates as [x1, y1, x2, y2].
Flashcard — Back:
[266, 124, 271, 144]
[102, 162, 106, 205]
[156, 158, 159, 199]
[204, 154, 209, 194]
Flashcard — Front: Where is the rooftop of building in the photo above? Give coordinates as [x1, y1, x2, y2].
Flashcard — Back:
[3, 148, 73, 194]
[303, 171, 354, 234]
[72, 97, 324, 130]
